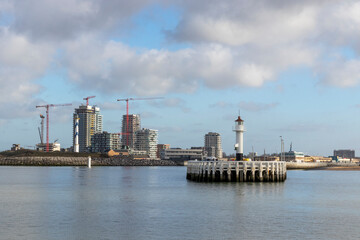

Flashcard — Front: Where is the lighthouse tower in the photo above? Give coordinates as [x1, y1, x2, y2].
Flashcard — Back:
[74, 115, 80, 153]
[233, 116, 245, 161]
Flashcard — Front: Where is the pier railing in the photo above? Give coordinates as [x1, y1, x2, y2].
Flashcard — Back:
[186, 161, 286, 182]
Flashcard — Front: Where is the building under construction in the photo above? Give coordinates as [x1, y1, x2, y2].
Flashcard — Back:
[73, 105, 103, 152]
[121, 114, 140, 148]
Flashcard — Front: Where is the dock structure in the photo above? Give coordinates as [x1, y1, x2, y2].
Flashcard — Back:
[186, 161, 287, 182]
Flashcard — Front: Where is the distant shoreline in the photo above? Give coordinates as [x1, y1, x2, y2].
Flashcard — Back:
[307, 166, 360, 171]
[287, 162, 360, 170]
[1, 156, 359, 170]
[0, 156, 184, 167]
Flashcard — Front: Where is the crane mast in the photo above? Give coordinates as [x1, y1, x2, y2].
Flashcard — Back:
[36, 103, 72, 152]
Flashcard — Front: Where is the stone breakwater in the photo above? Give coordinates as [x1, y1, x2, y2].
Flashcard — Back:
[0, 156, 183, 166]
[286, 162, 327, 169]
[286, 162, 360, 169]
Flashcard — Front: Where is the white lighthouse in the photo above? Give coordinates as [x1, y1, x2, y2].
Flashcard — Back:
[233, 116, 245, 161]
[74, 115, 80, 153]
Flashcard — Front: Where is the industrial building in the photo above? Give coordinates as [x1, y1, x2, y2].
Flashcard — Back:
[204, 132, 223, 159]
[73, 105, 103, 152]
[90, 132, 121, 153]
[121, 114, 140, 148]
[134, 128, 158, 159]
[160, 148, 205, 160]
[334, 149, 355, 159]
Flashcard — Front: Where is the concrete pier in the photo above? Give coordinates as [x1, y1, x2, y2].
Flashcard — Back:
[186, 161, 287, 182]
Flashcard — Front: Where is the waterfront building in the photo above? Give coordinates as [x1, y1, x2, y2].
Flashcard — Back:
[121, 114, 140, 148]
[204, 132, 223, 159]
[334, 149, 355, 159]
[157, 144, 170, 158]
[134, 128, 158, 159]
[284, 150, 304, 162]
[254, 155, 279, 161]
[73, 105, 103, 152]
[304, 156, 332, 162]
[91, 132, 121, 153]
[160, 148, 205, 160]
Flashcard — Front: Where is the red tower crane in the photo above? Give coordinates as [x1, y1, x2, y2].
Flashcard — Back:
[83, 96, 96, 106]
[36, 103, 72, 152]
[116, 97, 163, 146]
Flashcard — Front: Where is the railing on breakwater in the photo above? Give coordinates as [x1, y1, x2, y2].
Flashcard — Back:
[186, 161, 286, 182]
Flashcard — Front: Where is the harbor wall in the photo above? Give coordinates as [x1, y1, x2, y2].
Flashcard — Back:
[286, 162, 327, 169]
[0, 156, 183, 166]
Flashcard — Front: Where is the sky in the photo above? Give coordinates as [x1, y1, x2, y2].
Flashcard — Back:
[1, 0, 360, 156]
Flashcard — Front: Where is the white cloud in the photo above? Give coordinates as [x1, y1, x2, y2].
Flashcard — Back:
[318, 59, 360, 87]
[239, 101, 278, 112]
[0, 27, 54, 118]
[11, 0, 157, 41]
[149, 98, 190, 113]
[1, 0, 360, 122]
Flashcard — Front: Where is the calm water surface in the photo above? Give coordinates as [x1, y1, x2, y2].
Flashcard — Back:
[0, 166, 359, 240]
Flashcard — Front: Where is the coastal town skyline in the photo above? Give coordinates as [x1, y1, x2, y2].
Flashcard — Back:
[1, 0, 360, 156]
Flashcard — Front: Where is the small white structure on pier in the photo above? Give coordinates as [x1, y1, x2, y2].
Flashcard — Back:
[234, 116, 245, 161]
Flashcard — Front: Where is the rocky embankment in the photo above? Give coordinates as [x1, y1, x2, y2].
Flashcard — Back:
[0, 156, 184, 166]
[286, 162, 360, 170]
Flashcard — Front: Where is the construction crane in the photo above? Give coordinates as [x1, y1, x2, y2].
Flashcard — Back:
[83, 96, 96, 106]
[116, 97, 163, 146]
[36, 103, 72, 152]
[38, 114, 45, 144]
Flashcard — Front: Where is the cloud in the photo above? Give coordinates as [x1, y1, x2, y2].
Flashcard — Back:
[210, 101, 234, 108]
[139, 111, 159, 119]
[169, 1, 319, 47]
[317, 59, 360, 87]
[11, 0, 157, 41]
[1, 0, 360, 123]
[239, 101, 278, 112]
[274, 123, 327, 133]
[63, 37, 293, 94]
[149, 97, 190, 113]
[167, 0, 360, 88]
[0, 27, 54, 119]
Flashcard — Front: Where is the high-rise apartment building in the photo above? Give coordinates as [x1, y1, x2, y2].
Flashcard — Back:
[121, 114, 140, 148]
[204, 132, 223, 159]
[134, 128, 158, 158]
[73, 105, 103, 152]
[91, 132, 121, 153]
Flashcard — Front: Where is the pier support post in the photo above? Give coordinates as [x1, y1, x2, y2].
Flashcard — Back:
[220, 163, 224, 181]
[235, 162, 240, 182]
[259, 163, 263, 182]
[88, 156, 91, 168]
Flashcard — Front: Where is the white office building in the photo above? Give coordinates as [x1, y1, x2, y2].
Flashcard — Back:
[134, 128, 158, 159]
